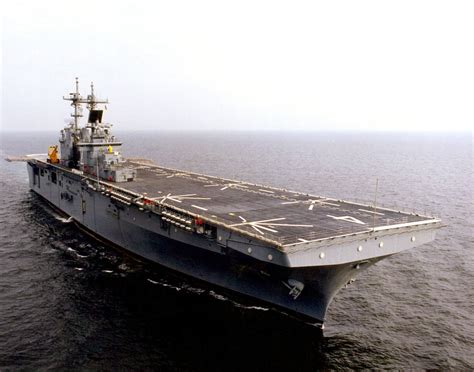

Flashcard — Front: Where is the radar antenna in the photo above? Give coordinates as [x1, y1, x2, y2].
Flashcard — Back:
[87, 81, 108, 111]
[62, 77, 83, 134]
[63, 78, 109, 137]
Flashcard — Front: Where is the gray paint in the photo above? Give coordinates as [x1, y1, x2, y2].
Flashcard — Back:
[25, 159, 438, 324]
[20, 81, 441, 325]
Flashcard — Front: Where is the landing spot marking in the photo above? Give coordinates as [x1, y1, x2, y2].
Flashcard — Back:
[166, 172, 190, 179]
[231, 217, 313, 235]
[192, 205, 208, 211]
[358, 208, 385, 216]
[309, 199, 340, 207]
[153, 193, 211, 204]
[327, 215, 366, 225]
[204, 182, 248, 191]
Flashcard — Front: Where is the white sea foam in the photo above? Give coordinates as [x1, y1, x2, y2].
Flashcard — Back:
[232, 303, 269, 311]
[209, 290, 228, 302]
[55, 216, 73, 223]
[2, 132, 471, 369]
[146, 278, 183, 291]
[208, 290, 268, 311]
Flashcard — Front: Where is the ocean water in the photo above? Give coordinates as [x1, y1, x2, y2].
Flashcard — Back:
[0, 131, 472, 370]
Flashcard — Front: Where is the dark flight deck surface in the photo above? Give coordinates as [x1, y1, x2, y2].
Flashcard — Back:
[122, 161, 433, 247]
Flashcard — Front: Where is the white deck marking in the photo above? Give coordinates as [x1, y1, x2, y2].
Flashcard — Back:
[258, 189, 275, 194]
[231, 217, 286, 226]
[154, 172, 170, 176]
[153, 193, 211, 204]
[204, 182, 248, 191]
[252, 225, 265, 235]
[358, 208, 385, 216]
[298, 238, 309, 243]
[253, 225, 279, 233]
[308, 199, 340, 207]
[282, 199, 341, 209]
[154, 193, 180, 203]
[231, 217, 313, 235]
[166, 172, 190, 179]
[238, 216, 265, 235]
[191, 205, 208, 211]
[373, 218, 440, 231]
[327, 215, 366, 225]
[262, 223, 315, 228]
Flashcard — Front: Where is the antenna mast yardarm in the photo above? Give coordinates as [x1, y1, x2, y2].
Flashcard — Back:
[62, 78, 108, 141]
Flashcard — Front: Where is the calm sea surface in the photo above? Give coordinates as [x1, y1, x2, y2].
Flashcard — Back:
[0, 131, 472, 370]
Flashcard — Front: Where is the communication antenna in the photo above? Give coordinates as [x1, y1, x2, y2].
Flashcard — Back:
[373, 178, 379, 229]
[62, 77, 83, 133]
[63, 78, 108, 135]
[87, 81, 108, 111]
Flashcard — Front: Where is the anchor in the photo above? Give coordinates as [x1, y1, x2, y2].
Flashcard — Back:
[282, 278, 305, 299]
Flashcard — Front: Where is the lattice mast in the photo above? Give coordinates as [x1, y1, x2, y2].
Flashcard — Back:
[63, 78, 108, 134]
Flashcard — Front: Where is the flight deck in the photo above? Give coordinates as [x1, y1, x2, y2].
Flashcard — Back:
[122, 160, 434, 247]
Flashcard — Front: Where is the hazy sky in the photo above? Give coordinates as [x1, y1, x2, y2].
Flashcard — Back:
[1, 0, 473, 132]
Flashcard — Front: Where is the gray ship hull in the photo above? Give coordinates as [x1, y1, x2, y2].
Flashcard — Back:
[26, 160, 385, 325]
[16, 80, 441, 328]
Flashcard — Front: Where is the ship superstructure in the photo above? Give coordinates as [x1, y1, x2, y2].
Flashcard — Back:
[20, 80, 441, 327]
[59, 78, 136, 182]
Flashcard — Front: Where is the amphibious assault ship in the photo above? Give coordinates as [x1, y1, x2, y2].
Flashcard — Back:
[21, 80, 441, 327]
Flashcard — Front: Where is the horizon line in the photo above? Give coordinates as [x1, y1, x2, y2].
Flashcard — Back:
[1, 128, 472, 134]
